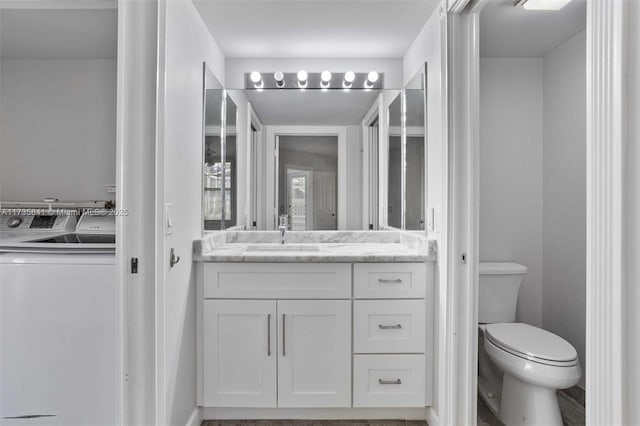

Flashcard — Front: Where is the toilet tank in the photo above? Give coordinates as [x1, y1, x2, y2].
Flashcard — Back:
[479, 262, 527, 323]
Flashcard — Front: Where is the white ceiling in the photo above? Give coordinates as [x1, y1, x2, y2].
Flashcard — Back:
[241, 89, 380, 125]
[480, 0, 586, 57]
[192, 0, 440, 58]
[0, 8, 117, 59]
[280, 135, 338, 157]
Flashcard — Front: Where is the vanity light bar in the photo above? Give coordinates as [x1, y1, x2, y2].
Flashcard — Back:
[244, 72, 384, 90]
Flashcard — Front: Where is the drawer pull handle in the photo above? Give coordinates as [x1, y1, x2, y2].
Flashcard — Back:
[378, 324, 402, 330]
[378, 278, 402, 284]
[379, 378, 402, 385]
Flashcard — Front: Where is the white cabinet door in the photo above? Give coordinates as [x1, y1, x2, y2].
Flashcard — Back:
[203, 300, 276, 407]
[277, 300, 351, 407]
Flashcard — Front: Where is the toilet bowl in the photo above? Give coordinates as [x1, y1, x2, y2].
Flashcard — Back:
[478, 263, 582, 426]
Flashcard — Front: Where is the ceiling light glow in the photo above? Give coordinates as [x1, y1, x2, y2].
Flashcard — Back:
[516, 0, 573, 11]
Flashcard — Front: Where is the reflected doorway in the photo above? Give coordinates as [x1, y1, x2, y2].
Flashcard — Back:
[277, 135, 338, 230]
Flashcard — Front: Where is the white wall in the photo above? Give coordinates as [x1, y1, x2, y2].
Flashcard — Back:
[542, 31, 586, 386]
[226, 58, 403, 89]
[0, 59, 116, 201]
[156, 0, 225, 424]
[401, 3, 445, 418]
[479, 58, 544, 327]
[626, 0, 640, 420]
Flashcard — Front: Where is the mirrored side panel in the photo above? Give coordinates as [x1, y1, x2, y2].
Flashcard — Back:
[202, 63, 224, 232]
[405, 66, 426, 231]
[387, 94, 402, 229]
[224, 95, 238, 227]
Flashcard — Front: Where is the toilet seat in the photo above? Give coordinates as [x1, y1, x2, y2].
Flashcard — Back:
[485, 323, 578, 367]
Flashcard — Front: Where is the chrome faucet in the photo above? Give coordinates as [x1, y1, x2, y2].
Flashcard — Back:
[279, 215, 288, 244]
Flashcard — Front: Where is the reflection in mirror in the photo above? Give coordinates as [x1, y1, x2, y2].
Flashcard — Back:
[202, 64, 224, 231]
[278, 136, 338, 231]
[225, 96, 238, 227]
[387, 93, 403, 229]
[365, 116, 379, 230]
[405, 68, 426, 230]
[232, 89, 381, 231]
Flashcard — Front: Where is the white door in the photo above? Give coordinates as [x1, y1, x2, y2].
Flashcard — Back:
[313, 171, 337, 230]
[203, 300, 277, 407]
[277, 300, 351, 407]
[286, 169, 313, 230]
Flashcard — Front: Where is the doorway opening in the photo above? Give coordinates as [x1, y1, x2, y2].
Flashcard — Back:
[277, 135, 338, 231]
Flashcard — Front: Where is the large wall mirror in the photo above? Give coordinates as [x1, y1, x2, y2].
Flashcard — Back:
[202, 67, 428, 233]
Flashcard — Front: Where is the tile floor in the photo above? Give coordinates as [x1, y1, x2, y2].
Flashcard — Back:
[477, 387, 586, 426]
[202, 421, 427, 426]
[202, 387, 584, 426]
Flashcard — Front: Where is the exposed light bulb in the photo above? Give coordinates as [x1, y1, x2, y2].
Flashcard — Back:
[274, 71, 285, 88]
[367, 71, 379, 83]
[297, 70, 308, 89]
[321, 71, 332, 82]
[343, 71, 355, 89]
[250, 71, 262, 84]
[344, 71, 356, 83]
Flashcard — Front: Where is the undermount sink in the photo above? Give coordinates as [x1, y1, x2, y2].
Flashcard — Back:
[245, 244, 321, 252]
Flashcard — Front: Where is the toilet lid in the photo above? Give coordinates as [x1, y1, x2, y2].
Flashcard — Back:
[486, 323, 578, 363]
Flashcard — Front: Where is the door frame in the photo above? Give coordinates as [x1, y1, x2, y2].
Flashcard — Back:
[361, 95, 383, 230]
[265, 126, 347, 230]
[451, 0, 635, 425]
[246, 102, 263, 230]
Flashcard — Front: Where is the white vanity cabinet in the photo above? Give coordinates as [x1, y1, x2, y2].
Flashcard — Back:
[277, 300, 351, 407]
[197, 261, 432, 412]
[203, 300, 276, 407]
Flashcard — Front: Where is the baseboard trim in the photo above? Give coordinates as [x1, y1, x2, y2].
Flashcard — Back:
[186, 407, 201, 426]
[202, 407, 427, 420]
[425, 407, 438, 426]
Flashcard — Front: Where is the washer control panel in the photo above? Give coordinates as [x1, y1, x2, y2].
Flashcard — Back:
[0, 211, 77, 233]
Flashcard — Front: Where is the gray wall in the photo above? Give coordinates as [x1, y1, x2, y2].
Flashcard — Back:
[542, 31, 586, 387]
[480, 57, 544, 326]
[480, 33, 587, 387]
[0, 59, 116, 201]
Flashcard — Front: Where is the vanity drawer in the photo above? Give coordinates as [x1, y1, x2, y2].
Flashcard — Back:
[354, 300, 425, 353]
[353, 355, 425, 407]
[354, 263, 426, 299]
[202, 263, 351, 299]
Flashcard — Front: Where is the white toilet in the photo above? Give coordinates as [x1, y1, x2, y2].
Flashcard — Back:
[478, 262, 582, 426]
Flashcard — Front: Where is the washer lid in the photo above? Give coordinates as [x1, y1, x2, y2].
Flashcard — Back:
[486, 323, 577, 362]
[479, 262, 527, 275]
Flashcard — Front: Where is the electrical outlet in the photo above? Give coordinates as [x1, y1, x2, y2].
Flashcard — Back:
[105, 185, 116, 194]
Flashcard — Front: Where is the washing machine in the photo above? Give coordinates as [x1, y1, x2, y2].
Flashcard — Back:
[0, 210, 118, 425]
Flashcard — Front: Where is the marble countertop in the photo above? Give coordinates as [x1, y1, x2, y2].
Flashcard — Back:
[194, 231, 437, 263]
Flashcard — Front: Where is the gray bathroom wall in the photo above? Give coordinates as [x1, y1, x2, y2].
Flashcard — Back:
[542, 30, 586, 387]
[479, 57, 544, 327]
